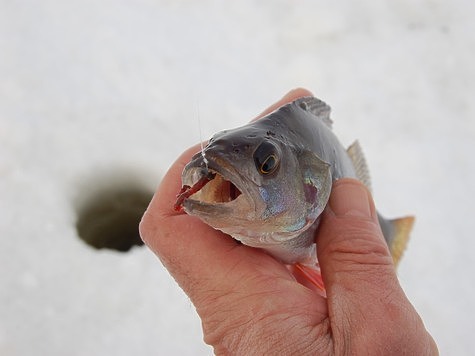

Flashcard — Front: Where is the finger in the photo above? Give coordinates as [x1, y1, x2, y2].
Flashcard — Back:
[317, 179, 438, 354]
[317, 179, 397, 295]
[316, 179, 417, 343]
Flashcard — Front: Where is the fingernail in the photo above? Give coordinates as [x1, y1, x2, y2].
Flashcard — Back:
[328, 179, 373, 218]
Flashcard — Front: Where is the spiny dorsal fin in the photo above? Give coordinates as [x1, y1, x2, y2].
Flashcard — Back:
[296, 96, 333, 128]
[347, 140, 372, 191]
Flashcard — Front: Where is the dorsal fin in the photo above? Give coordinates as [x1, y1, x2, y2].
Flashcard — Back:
[296, 96, 333, 128]
[347, 140, 372, 191]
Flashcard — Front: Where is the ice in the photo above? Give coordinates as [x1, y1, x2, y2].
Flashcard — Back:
[1, 1, 474, 355]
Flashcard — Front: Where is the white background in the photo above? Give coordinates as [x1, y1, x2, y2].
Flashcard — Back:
[1, 1, 474, 355]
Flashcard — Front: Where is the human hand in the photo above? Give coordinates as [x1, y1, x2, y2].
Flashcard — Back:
[140, 89, 438, 355]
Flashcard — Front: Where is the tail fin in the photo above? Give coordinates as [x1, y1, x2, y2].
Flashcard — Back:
[378, 214, 415, 267]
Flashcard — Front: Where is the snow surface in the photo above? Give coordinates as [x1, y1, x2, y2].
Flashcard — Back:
[1, 1, 474, 355]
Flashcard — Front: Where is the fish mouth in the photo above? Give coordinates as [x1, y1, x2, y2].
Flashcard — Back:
[174, 156, 250, 214]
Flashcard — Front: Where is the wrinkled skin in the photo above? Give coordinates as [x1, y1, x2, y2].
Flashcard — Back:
[140, 89, 438, 355]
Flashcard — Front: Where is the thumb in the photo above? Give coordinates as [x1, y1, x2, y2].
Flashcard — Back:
[316, 181, 437, 354]
[317, 178, 395, 292]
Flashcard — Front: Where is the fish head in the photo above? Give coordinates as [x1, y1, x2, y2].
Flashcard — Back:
[178, 123, 332, 247]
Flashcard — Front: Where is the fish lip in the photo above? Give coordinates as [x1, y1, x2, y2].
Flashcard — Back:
[181, 153, 257, 213]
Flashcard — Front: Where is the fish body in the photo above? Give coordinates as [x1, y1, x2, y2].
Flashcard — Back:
[176, 97, 413, 268]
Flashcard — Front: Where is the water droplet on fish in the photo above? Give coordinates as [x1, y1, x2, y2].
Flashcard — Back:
[201, 149, 209, 168]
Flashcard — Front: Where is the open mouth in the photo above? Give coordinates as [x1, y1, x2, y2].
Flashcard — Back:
[174, 169, 242, 211]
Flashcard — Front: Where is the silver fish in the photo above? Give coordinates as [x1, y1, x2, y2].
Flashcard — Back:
[175, 96, 413, 273]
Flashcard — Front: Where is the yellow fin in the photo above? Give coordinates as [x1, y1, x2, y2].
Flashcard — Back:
[389, 216, 415, 266]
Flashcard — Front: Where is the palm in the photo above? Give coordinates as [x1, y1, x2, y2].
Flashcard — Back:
[166, 213, 332, 354]
[142, 145, 331, 353]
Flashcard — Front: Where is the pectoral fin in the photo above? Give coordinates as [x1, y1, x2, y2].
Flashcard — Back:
[293, 263, 327, 298]
[297, 150, 332, 218]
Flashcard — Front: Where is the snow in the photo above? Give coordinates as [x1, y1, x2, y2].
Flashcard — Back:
[1, 1, 474, 355]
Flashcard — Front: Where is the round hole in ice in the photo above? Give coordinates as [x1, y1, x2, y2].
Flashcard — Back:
[75, 179, 153, 252]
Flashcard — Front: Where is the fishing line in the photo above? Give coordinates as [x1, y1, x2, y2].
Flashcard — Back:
[195, 100, 209, 170]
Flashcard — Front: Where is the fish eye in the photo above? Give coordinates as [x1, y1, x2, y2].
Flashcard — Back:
[259, 154, 277, 174]
[253, 141, 280, 175]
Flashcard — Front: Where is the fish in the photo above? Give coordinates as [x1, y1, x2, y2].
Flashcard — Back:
[174, 96, 414, 293]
